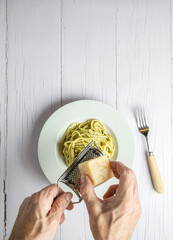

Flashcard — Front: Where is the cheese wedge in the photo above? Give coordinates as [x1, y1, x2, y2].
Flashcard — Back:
[78, 156, 114, 187]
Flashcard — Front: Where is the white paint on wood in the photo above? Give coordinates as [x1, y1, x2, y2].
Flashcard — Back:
[117, 0, 173, 239]
[0, 0, 8, 238]
[171, 1, 173, 236]
[61, 1, 116, 239]
[61, 0, 117, 108]
[0, 0, 173, 239]
[4, 0, 62, 238]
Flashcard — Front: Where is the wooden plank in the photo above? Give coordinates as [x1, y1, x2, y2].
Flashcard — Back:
[171, 1, 173, 238]
[61, 0, 117, 239]
[5, 0, 62, 238]
[61, 0, 117, 108]
[0, 0, 7, 238]
[117, 0, 173, 239]
[2, 1, 172, 240]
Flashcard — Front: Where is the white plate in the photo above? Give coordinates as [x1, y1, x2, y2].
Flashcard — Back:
[38, 100, 135, 200]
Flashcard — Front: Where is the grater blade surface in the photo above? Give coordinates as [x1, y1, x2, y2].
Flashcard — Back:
[57, 141, 104, 204]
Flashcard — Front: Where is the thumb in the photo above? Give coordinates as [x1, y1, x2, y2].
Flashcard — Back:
[80, 175, 98, 208]
[49, 192, 72, 221]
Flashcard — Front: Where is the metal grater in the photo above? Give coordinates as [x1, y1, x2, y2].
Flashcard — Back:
[57, 141, 104, 204]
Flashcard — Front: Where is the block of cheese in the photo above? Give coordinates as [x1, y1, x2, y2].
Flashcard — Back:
[78, 156, 114, 187]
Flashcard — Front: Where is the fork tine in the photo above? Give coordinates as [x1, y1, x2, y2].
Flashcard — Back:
[144, 111, 148, 127]
[137, 109, 149, 129]
[141, 110, 146, 128]
[136, 109, 141, 128]
[139, 109, 144, 128]
[142, 110, 147, 127]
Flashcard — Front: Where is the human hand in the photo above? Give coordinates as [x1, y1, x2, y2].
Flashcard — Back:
[9, 184, 73, 240]
[80, 161, 142, 240]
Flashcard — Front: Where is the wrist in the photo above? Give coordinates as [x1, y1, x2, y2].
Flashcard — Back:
[9, 231, 15, 240]
[9, 231, 28, 240]
[92, 222, 132, 240]
[9, 233, 15, 240]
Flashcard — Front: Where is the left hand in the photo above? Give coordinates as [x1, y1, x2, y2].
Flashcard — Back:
[9, 184, 73, 240]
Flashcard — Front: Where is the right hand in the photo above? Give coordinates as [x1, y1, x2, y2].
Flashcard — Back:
[80, 161, 142, 240]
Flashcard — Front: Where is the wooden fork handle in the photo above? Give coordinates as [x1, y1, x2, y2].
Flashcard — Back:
[147, 153, 164, 194]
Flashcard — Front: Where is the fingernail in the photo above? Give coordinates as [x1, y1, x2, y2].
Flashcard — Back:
[81, 175, 86, 186]
[66, 192, 73, 202]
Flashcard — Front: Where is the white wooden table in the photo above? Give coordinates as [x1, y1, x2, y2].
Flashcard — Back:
[0, 0, 173, 239]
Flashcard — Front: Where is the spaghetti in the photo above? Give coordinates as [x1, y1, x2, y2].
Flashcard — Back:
[60, 119, 116, 166]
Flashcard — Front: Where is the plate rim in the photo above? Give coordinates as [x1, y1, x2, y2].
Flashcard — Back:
[37, 100, 135, 196]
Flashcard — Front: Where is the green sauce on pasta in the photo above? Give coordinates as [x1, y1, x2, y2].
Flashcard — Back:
[60, 119, 116, 166]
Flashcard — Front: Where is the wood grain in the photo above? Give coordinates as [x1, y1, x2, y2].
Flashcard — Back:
[0, 0, 8, 238]
[3, 0, 62, 238]
[171, 0, 173, 238]
[0, 0, 173, 239]
[61, 1, 116, 239]
[117, 0, 173, 239]
[147, 154, 164, 194]
[61, 0, 117, 108]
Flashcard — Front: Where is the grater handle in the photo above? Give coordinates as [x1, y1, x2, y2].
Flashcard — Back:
[56, 141, 101, 204]
[57, 181, 83, 204]
[70, 196, 83, 205]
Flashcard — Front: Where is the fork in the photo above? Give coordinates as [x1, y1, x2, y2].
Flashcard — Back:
[136, 109, 164, 194]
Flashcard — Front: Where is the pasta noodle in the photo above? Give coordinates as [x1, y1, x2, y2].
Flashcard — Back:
[59, 119, 116, 166]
